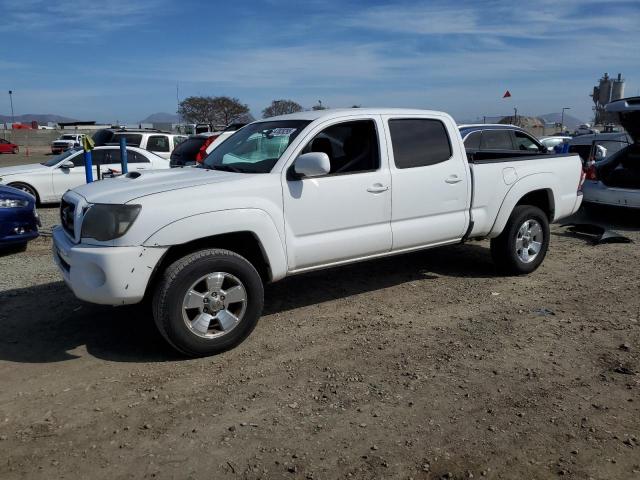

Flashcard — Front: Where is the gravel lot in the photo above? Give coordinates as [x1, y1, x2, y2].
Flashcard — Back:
[0, 205, 639, 480]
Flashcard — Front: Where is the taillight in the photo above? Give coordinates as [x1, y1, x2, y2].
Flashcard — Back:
[584, 162, 597, 181]
[196, 135, 220, 163]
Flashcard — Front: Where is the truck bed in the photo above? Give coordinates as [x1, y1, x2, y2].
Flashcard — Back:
[466, 152, 583, 238]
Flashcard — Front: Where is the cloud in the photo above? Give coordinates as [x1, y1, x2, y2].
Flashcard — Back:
[0, 0, 169, 36]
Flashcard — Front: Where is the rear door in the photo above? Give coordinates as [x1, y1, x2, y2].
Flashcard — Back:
[383, 114, 470, 250]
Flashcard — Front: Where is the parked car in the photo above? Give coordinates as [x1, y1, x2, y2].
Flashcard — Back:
[0, 185, 39, 252]
[92, 129, 188, 160]
[458, 124, 548, 160]
[574, 124, 600, 136]
[111, 130, 188, 160]
[51, 134, 85, 154]
[0, 146, 169, 204]
[0, 138, 19, 154]
[583, 97, 640, 209]
[540, 135, 572, 152]
[52, 108, 583, 357]
[169, 133, 219, 168]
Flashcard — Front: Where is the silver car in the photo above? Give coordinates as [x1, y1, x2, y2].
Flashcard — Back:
[582, 97, 640, 209]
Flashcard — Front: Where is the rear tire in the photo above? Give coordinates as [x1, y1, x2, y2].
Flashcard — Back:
[490, 205, 550, 275]
[152, 249, 264, 357]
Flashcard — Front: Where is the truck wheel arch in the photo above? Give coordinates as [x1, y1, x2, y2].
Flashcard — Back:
[142, 209, 288, 283]
[489, 173, 558, 238]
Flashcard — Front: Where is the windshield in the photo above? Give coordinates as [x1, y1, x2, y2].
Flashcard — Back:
[41, 148, 80, 166]
[202, 120, 310, 173]
[60, 135, 76, 140]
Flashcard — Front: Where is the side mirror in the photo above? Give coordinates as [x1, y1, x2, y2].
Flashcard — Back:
[546, 146, 554, 153]
[294, 152, 330, 178]
[60, 160, 75, 169]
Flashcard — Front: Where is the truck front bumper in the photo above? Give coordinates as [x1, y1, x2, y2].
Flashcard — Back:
[52, 226, 167, 305]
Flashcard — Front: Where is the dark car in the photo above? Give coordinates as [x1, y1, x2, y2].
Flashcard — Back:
[0, 138, 19, 154]
[458, 124, 548, 161]
[169, 133, 220, 167]
[0, 185, 39, 252]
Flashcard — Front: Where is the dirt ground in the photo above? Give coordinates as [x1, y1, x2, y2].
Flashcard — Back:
[0, 146, 50, 168]
[0, 205, 639, 480]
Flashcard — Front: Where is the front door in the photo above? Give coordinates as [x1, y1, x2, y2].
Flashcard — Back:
[282, 117, 392, 271]
[53, 150, 104, 197]
[382, 115, 470, 250]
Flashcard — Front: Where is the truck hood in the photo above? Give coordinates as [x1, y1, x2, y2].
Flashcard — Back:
[0, 163, 50, 177]
[72, 168, 254, 204]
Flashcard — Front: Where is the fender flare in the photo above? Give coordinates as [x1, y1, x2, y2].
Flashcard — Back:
[489, 173, 558, 237]
[142, 208, 288, 281]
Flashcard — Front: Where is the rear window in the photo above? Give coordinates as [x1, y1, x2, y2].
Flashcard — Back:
[389, 119, 452, 168]
[172, 137, 207, 159]
[463, 131, 482, 150]
[480, 130, 514, 150]
[113, 133, 143, 146]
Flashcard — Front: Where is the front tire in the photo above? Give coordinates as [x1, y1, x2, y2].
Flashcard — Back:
[12, 147, 18, 154]
[152, 249, 264, 357]
[8, 183, 38, 203]
[490, 205, 550, 275]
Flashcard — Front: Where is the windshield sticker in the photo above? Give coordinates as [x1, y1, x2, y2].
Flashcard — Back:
[269, 128, 297, 137]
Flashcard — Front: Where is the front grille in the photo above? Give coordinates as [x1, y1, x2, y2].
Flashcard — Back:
[60, 199, 75, 238]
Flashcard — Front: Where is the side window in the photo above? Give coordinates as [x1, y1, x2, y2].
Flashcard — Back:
[0, 139, 7, 144]
[480, 130, 514, 150]
[147, 135, 170, 152]
[301, 120, 379, 174]
[129, 151, 150, 163]
[72, 150, 105, 166]
[104, 149, 120, 164]
[514, 131, 541, 151]
[115, 134, 142, 146]
[389, 118, 452, 169]
[464, 131, 482, 150]
[174, 136, 187, 146]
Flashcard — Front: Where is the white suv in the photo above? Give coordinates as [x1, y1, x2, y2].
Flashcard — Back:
[111, 131, 188, 159]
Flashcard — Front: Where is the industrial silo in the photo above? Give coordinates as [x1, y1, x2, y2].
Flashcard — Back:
[598, 73, 612, 105]
[611, 73, 625, 101]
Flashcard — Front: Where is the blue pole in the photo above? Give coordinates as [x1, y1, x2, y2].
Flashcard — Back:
[119, 136, 128, 174]
[84, 149, 93, 183]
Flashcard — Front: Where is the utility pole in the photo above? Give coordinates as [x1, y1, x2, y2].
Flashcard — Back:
[561, 107, 570, 131]
[8, 90, 15, 124]
[513, 107, 518, 126]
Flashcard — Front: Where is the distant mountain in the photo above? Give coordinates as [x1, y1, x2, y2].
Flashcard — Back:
[140, 112, 180, 123]
[538, 112, 585, 130]
[0, 113, 77, 124]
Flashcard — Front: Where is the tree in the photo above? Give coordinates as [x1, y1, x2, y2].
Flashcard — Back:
[211, 96, 250, 126]
[177, 96, 217, 124]
[177, 96, 250, 126]
[262, 99, 303, 118]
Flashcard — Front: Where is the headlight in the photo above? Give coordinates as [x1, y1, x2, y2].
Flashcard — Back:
[0, 198, 29, 208]
[80, 204, 141, 241]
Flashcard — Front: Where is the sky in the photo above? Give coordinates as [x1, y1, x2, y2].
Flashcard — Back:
[1, 0, 639, 123]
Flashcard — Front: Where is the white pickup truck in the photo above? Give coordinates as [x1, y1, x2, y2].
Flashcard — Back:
[52, 109, 584, 356]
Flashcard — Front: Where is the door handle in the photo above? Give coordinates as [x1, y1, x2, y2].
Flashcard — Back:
[367, 184, 389, 193]
[445, 175, 462, 184]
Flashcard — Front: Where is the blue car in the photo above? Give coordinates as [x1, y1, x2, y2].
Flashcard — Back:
[0, 185, 39, 251]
